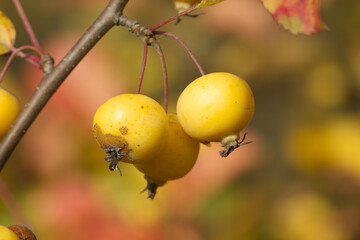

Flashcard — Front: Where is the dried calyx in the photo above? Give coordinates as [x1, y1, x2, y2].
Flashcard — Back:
[8, 225, 37, 240]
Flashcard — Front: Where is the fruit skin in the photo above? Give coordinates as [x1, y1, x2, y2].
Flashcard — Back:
[135, 113, 200, 182]
[177, 72, 254, 156]
[0, 225, 20, 240]
[177, 72, 254, 142]
[92, 94, 169, 167]
[0, 87, 20, 140]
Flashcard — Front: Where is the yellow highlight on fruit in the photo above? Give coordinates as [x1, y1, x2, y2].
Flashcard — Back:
[0, 87, 20, 139]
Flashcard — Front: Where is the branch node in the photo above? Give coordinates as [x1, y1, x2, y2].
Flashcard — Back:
[117, 16, 153, 44]
[40, 54, 54, 75]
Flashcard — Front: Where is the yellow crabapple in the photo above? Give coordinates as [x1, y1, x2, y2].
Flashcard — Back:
[177, 72, 255, 157]
[92, 94, 169, 172]
[135, 113, 200, 198]
[0, 225, 20, 240]
[0, 87, 20, 140]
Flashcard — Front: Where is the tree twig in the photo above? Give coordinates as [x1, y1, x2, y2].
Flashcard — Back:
[151, 39, 168, 112]
[0, 0, 130, 172]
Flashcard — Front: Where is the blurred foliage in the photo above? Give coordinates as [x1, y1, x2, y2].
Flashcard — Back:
[1, 0, 360, 239]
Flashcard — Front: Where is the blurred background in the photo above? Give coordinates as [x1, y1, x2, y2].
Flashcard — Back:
[0, 0, 360, 239]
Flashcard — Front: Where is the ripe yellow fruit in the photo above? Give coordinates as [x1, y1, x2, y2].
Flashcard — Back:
[135, 113, 200, 198]
[0, 225, 20, 240]
[92, 94, 169, 171]
[0, 87, 20, 140]
[177, 72, 255, 157]
[173, 0, 201, 13]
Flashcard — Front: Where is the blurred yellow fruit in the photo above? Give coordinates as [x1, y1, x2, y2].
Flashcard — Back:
[304, 63, 347, 110]
[0, 87, 20, 139]
[285, 115, 360, 182]
[272, 193, 349, 240]
[325, 116, 360, 181]
[284, 122, 331, 172]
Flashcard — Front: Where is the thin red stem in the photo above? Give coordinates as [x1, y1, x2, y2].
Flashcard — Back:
[149, 6, 198, 31]
[152, 40, 168, 112]
[0, 42, 41, 67]
[13, 0, 41, 50]
[137, 43, 148, 94]
[157, 31, 205, 76]
[0, 177, 27, 225]
[0, 45, 42, 84]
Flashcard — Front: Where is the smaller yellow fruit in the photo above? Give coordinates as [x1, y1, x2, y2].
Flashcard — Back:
[0, 87, 20, 140]
[0, 225, 20, 240]
[135, 113, 200, 199]
[136, 113, 199, 181]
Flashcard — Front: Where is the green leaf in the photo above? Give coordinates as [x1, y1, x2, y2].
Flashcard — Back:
[261, 0, 327, 35]
[197, 0, 224, 9]
[0, 10, 16, 55]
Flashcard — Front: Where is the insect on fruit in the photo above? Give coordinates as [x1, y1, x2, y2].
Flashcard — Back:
[92, 94, 169, 173]
[177, 72, 255, 157]
[135, 113, 200, 199]
[0, 87, 20, 140]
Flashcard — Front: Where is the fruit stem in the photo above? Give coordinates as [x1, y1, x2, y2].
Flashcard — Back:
[136, 43, 148, 94]
[156, 31, 205, 76]
[0, 45, 42, 84]
[0, 42, 41, 67]
[13, 0, 42, 51]
[151, 39, 168, 112]
[148, 6, 198, 31]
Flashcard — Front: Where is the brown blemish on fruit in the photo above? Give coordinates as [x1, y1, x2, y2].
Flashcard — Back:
[93, 124, 129, 151]
[140, 106, 144, 109]
[93, 124, 134, 173]
[120, 126, 128, 135]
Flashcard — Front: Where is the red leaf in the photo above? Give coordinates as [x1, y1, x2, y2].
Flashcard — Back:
[261, 0, 327, 35]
